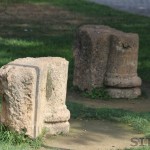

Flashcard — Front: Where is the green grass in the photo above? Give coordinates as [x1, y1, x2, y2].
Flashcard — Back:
[0, 143, 30, 150]
[72, 86, 111, 99]
[0, 124, 44, 150]
[83, 87, 111, 100]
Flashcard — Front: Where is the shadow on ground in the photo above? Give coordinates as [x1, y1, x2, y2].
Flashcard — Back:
[41, 119, 143, 150]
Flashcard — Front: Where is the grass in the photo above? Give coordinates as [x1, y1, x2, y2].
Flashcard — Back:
[0, 123, 44, 150]
[72, 86, 111, 99]
[83, 87, 111, 100]
[0, 143, 30, 150]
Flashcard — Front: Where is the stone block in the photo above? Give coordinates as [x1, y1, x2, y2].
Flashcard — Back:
[104, 32, 142, 88]
[73, 25, 115, 91]
[106, 88, 141, 99]
[0, 57, 70, 138]
[73, 25, 142, 98]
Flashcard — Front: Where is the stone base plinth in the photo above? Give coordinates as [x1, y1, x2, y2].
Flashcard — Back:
[106, 88, 141, 99]
[0, 57, 70, 138]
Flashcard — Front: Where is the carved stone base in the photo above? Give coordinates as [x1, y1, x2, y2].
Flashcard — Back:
[106, 88, 141, 99]
[44, 122, 70, 135]
[0, 57, 70, 138]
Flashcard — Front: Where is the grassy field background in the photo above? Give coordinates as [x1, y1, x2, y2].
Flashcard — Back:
[0, 0, 150, 149]
[0, 0, 150, 86]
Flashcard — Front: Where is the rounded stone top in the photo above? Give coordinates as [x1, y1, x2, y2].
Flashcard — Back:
[7, 57, 69, 68]
[79, 25, 138, 38]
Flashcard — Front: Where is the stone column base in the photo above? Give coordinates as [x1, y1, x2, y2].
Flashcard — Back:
[44, 122, 70, 135]
[106, 87, 141, 99]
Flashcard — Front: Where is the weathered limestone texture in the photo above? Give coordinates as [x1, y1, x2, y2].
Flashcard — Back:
[0, 57, 70, 138]
[73, 25, 114, 91]
[104, 31, 142, 98]
[73, 25, 142, 98]
[106, 88, 141, 99]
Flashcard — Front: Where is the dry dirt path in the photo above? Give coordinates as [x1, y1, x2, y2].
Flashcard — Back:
[40, 93, 150, 150]
[41, 120, 143, 150]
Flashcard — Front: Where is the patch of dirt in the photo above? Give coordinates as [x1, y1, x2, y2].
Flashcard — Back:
[41, 120, 143, 150]
[0, 4, 85, 23]
[0, 4, 88, 37]
[42, 83, 150, 150]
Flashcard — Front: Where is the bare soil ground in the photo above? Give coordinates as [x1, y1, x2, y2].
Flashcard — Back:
[41, 82, 150, 150]
[46, 84, 150, 150]
[0, 4, 88, 38]
[41, 120, 143, 150]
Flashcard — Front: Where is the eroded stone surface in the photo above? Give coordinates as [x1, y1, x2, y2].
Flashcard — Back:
[0, 57, 70, 138]
[73, 25, 142, 98]
[44, 122, 70, 135]
[0, 65, 36, 137]
[104, 32, 142, 88]
[106, 88, 141, 99]
[73, 25, 115, 91]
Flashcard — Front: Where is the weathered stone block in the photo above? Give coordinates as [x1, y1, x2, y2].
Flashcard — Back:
[73, 25, 114, 91]
[73, 25, 142, 98]
[0, 57, 70, 138]
[104, 30, 142, 98]
[104, 32, 142, 88]
[106, 88, 141, 99]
